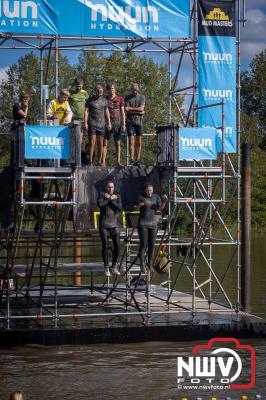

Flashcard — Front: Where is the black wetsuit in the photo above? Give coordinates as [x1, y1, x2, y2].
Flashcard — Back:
[137, 194, 161, 269]
[97, 192, 122, 267]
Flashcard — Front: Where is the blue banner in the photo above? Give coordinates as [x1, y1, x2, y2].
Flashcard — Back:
[25, 126, 71, 160]
[198, 35, 236, 152]
[0, 0, 190, 38]
[179, 128, 218, 161]
[198, 0, 236, 153]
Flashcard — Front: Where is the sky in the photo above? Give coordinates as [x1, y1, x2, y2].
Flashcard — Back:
[0, 0, 265, 83]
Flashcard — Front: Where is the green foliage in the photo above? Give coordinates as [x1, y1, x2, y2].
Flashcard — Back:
[0, 50, 183, 166]
[241, 49, 266, 140]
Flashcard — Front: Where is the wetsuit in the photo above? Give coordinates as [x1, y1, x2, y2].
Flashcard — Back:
[97, 192, 122, 267]
[138, 194, 161, 269]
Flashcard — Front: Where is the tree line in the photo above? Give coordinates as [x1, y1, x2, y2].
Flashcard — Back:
[0, 48, 266, 228]
[0, 51, 181, 165]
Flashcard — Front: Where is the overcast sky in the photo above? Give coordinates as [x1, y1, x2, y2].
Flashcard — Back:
[0, 0, 265, 82]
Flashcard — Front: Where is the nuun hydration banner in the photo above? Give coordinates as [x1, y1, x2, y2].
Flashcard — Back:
[25, 126, 71, 160]
[179, 128, 218, 161]
[198, 0, 236, 153]
[0, 0, 190, 38]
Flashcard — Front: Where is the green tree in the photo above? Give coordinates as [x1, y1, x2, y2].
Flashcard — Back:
[241, 49, 266, 141]
[0, 50, 183, 166]
[75, 51, 182, 164]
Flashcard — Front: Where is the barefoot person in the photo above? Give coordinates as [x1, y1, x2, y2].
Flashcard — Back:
[103, 83, 126, 166]
[125, 83, 145, 164]
[84, 85, 111, 166]
[97, 181, 122, 276]
[136, 183, 168, 273]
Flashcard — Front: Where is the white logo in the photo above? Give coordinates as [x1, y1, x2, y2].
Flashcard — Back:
[203, 51, 232, 64]
[177, 348, 242, 384]
[181, 137, 213, 149]
[30, 136, 64, 150]
[202, 125, 233, 137]
[0, 0, 38, 19]
[78, 0, 159, 32]
[202, 88, 233, 100]
[0, 0, 38, 29]
[78, 0, 159, 24]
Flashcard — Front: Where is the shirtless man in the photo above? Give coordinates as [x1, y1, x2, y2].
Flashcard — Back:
[125, 83, 145, 164]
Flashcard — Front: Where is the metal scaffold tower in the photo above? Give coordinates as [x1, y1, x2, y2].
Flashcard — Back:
[0, 0, 246, 331]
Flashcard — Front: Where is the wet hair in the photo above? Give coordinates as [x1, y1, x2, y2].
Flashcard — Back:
[106, 82, 116, 91]
[74, 76, 84, 85]
[106, 180, 115, 188]
[131, 83, 140, 93]
[59, 89, 70, 97]
[9, 391, 25, 400]
[19, 92, 30, 101]
[145, 182, 154, 190]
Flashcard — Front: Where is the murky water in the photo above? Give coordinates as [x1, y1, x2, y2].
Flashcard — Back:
[1, 234, 266, 399]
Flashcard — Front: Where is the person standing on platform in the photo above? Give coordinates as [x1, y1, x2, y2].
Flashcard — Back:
[47, 89, 73, 126]
[103, 83, 126, 167]
[12, 92, 30, 125]
[84, 84, 111, 166]
[69, 76, 89, 145]
[97, 181, 122, 276]
[125, 83, 145, 165]
[136, 183, 168, 273]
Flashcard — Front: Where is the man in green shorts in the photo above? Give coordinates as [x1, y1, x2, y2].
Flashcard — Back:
[69, 77, 89, 146]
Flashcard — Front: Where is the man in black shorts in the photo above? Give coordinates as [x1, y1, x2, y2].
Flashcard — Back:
[125, 83, 145, 164]
[84, 85, 111, 166]
[97, 181, 122, 276]
[103, 83, 126, 166]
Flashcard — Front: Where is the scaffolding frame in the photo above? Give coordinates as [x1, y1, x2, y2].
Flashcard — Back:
[0, 0, 246, 329]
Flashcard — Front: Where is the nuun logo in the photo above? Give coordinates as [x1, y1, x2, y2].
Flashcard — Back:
[202, 125, 233, 136]
[31, 136, 64, 148]
[203, 52, 232, 64]
[78, 0, 159, 24]
[217, 126, 233, 136]
[0, 0, 38, 19]
[181, 137, 213, 148]
[203, 89, 233, 100]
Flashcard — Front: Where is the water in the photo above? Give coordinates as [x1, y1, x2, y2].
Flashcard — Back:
[1, 234, 266, 400]
[1, 341, 265, 399]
